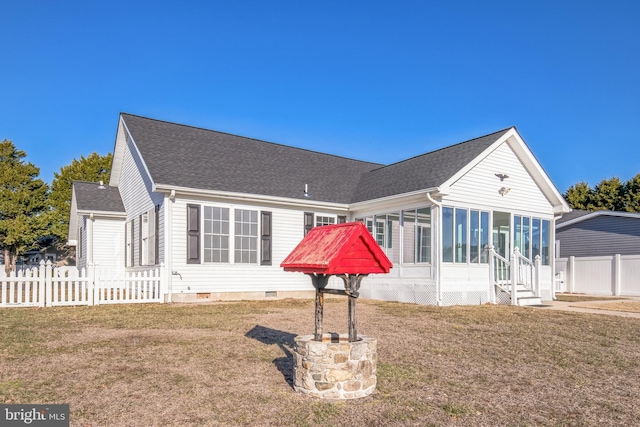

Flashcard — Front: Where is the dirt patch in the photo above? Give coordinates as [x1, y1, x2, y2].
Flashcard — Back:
[555, 293, 629, 303]
[571, 301, 640, 313]
[2, 299, 640, 426]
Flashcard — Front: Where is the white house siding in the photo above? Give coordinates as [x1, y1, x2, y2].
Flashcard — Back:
[168, 195, 346, 300]
[119, 135, 165, 268]
[92, 218, 125, 273]
[435, 141, 557, 304]
[445, 141, 553, 216]
[77, 216, 88, 270]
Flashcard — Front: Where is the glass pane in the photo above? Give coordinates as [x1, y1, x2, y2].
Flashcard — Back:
[387, 213, 400, 263]
[532, 218, 541, 260]
[455, 208, 467, 263]
[480, 212, 489, 263]
[442, 207, 453, 263]
[523, 217, 530, 259]
[403, 210, 416, 264]
[416, 208, 431, 263]
[541, 220, 550, 265]
[470, 210, 479, 263]
[514, 215, 521, 255]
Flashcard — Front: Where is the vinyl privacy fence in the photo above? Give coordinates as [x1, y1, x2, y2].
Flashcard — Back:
[0, 261, 165, 308]
[556, 255, 640, 296]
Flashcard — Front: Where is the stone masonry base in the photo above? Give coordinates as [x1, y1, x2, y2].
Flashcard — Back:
[293, 334, 377, 400]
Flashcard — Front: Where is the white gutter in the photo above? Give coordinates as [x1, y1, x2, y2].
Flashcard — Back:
[154, 184, 349, 211]
[426, 192, 443, 306]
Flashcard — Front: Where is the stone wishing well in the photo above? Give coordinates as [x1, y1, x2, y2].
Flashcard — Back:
[281, 222, 392, 399]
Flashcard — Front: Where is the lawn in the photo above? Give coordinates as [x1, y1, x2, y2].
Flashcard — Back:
[1, 299, 640, 426]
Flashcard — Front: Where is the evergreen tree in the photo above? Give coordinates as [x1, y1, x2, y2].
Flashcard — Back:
[592, 177, 625, 211]
[623, 173, 640, 213]
[0, 140, 49, 274]
[564, 181, 594, 210]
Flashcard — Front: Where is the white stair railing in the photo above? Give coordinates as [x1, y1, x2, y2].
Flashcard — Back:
[486, 246, 541, 305]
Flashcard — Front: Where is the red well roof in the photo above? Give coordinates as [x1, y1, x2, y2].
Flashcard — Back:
[280, 222, 393, 275]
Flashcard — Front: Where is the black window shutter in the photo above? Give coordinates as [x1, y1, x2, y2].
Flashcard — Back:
[138, 215, 142, 266]
[130, 221, 135, 267]
[338, 215, 347, 224]
[155, 204, 160, 265]
[260, 211, 272, 266]
[187, 204, 201, 264]
[124, 222, 128, 267]
[304, 212, 314, 236]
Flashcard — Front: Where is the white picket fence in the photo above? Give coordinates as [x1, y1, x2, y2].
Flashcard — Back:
[0, 261, 166, 308]
[556, 255, 640, 296]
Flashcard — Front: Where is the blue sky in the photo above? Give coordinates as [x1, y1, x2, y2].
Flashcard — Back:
[1, 1, 638, 193]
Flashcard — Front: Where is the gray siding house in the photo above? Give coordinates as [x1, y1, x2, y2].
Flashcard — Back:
[556, 210, 640, 257]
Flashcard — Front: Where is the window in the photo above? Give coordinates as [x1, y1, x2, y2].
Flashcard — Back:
[357, 209, 429, 264]
[140, 212, 149, 265]
[125, 220, 134, 267]
[235, 209, 258, 263]
[470, 210, 489, 263]
[443, 207, 489, 264]
[315, 216, 336, 227]
[541, 220, 550, 265]
[402, 208, 431, 264]
[204, 206, 229, 263]
[442, 207, 454, 263]
[515, 216, 551, 266]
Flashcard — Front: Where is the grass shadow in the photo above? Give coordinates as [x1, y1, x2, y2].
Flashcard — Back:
[246, 325, 297, 388]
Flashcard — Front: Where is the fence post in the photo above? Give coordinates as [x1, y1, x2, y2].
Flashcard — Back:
[510, 248, 518, 305]
[89, 264, 96, 306]
[613, 254, 622, 296]
[534, 255, 541, 298]
[568, 256, 575, 293]
[159, 263, 166, 302]
[487, 245, 496, 304]
[45, 260, 53, 306]
[38, 261, 46, 307]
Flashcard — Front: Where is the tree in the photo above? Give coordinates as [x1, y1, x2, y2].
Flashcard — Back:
[623, 173, 640, 213]
[564, 175, 640, 213]
[592, 177, 625, 211]
[564, 181, 594, 210]
[48, 152, 112, 243]
[0, 139, 49, 274]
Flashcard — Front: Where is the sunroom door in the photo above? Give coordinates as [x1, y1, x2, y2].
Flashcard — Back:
[492, 212, 510, 259]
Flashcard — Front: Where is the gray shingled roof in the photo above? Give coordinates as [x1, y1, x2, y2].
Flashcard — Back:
[122, 114, 382, 204]
[121, 114, 512, 204]
[557, 209, 589, 224]
[351, 129, 512, 202]
[73, 181, 125, 213]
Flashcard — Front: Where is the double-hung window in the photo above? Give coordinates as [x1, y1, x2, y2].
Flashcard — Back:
[204, 206, 229, 263]
[234, 209, 258, 264]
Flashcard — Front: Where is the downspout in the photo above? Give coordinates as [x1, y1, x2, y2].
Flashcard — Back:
[166, 190, 176, 303]
[426, 192, 442, 306]
[88, 213, 95, 267]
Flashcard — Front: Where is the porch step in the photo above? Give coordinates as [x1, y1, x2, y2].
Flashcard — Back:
[516, 296, 542, 306]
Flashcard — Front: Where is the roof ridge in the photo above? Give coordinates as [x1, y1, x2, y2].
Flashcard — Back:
[120, 112, 384, 168]
[371, 127, 514, 170]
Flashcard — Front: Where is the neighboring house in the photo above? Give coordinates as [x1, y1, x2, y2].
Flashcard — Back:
[556, 209, 640, 257]
[68, 113, 570, 305]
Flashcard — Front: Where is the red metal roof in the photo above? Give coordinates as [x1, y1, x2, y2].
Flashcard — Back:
[280, 222, 393, 275]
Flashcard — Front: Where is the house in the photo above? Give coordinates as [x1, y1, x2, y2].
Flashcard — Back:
[68, 113, 570, 305]
[556, 209, 640, 257]
[555, 210, 640, 296]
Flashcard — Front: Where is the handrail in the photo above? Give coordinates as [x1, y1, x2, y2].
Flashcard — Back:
[485, 245, 541, 305]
